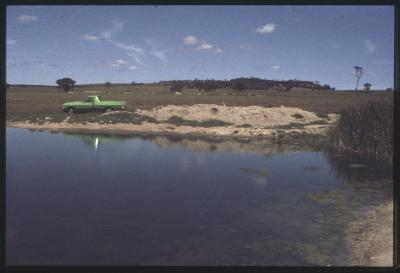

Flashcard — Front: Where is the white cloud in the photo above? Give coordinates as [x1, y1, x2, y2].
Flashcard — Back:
[115, 59, 128, 65]
[256, 23, 276, 34]
[81, 34, 99, 41]
[110, 59, 129, 68]
[18, 15, 38, 22]
[101, 21, 124, 40]
[196, 43, 213, 50]
[79, 21, 148, 68]
[113, 41, 144, 54]
[272, 65, 280, 69]
[183, 35, 198, 45]
[363, 39, 376, 54]
[151, 49, 167, 63]
[193, 42, 223, 53]
[129, 65, 138, 70]
[6, 39, 16, 45]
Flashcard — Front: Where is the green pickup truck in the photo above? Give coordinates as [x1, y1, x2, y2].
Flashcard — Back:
[63, 96, 127, 114]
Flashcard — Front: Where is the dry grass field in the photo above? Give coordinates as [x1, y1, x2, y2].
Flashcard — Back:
[6, 84, 393, 122]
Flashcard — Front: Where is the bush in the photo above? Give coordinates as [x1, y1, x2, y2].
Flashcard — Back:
[170, 83, 184, 93]
[327, 101, 393, 160]
[292, 113, 304, 119]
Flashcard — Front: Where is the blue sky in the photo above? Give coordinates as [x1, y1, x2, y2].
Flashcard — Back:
[6, 5, 394, 89]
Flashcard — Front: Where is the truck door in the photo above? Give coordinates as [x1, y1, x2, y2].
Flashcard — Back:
[81, 97, 94, 111]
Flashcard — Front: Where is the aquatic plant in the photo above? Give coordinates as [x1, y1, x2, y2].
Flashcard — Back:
[327, 100, 393, 161]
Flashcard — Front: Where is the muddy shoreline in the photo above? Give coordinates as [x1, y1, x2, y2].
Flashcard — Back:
[6, 120, 330, 146]
[348, 200, 393, 266]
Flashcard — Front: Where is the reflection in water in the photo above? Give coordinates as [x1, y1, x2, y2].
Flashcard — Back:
[150, 135, 311, 155]
[6, 128, 393, 266]
[325, 152, 392, 182]
[63, 133, 128, 151]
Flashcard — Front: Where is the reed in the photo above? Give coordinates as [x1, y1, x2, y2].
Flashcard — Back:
[327, 100, 393, 161]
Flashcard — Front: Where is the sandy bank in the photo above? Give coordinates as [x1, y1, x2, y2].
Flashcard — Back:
[136, 104, 337, 127]
[7, 104, 337, 140]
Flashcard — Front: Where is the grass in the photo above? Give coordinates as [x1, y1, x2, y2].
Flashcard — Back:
[6, 84, 393, 123]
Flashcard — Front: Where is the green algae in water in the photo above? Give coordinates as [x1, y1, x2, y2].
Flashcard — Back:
[240, 167, 270, 177]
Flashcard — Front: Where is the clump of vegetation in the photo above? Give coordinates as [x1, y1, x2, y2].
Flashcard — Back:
[292, 113, 304, 119]
[327, 101, 393, 161]
[236, 123, 253, 128]
[169, 83, 184, 93]
[166, 116, 232, 127]
[231, 80, 245, 93]
[316, 113, 329, 119]
[272, 120, 330, 129]
[210, 107, 219, 113]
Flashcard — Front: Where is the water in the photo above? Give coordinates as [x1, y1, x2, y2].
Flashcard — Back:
[6, 128, 392, 265]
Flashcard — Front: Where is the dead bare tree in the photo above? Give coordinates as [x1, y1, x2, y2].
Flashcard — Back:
[353, 66, 363, 91]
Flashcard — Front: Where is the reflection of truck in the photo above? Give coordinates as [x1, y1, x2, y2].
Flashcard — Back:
[63, 133, 126, 150]
[62, 96, 127, 114]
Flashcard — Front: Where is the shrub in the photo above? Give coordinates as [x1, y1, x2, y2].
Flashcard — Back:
[327, 101, 393, 160]
[292, 113, 304, 119]
[211, 107, 219, 113]
[170, 83, 184, 93]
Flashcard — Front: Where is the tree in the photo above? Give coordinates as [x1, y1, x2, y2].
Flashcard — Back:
[364, 83, 371, 91]
[56, 78, 76, 93]
[105, 82, 111, 88]
[232, 81, 245, 92]
[353, 66, 363, 91]
[131, 81, 136, 85]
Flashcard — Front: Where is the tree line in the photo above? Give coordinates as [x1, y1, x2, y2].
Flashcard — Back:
[159, 77, 334, 92]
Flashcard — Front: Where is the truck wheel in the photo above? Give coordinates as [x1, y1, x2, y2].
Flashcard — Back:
[105, 108, 113, 113]
[67, 108, 75, 114]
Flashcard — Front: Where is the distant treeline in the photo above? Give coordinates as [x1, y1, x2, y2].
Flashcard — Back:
[159, 77, 334, 91]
